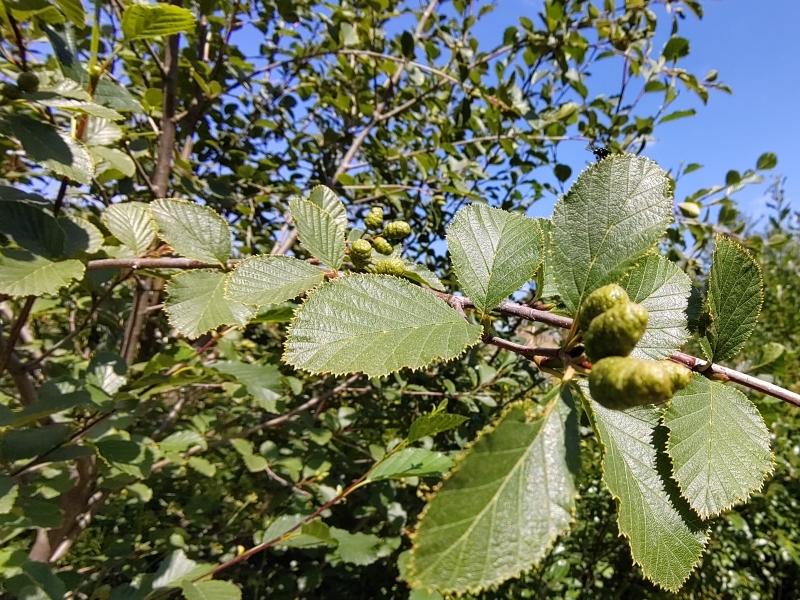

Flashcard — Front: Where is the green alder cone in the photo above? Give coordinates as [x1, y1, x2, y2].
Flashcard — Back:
[372, 236, 393, 255]
[372, 257, 406, 276]
[589, 356, 691, 409]
[17, 71, 39, 93]
[384, 220, 412, 240]
[350, 238, 372, 259]
[578, 283, 630, 329]
[364, 207, 384, 230]
[583, 301, 648, 361]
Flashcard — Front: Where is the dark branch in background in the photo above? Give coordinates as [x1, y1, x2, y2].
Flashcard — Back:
[151, 23, 180, 197]
[0, 296, 35, 378]
[269, 0, 440, 256]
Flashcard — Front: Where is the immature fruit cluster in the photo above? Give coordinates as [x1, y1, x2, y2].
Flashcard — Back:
[17, 71, 39, 93]
[580, 284, 648, 361]
[384, 220, 412, 240]
[580, 284, 691, 409]
[372, 236, 393, 255]
[589, 356, 692, 410]
[372, 257, 406, 276]
[350, 239, 372, 268]
[364, 207, 384, 230]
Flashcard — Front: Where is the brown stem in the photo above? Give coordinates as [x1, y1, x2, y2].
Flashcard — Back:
[76, 255, 800, 408]
[88, 257, 220, 270]
[0, 296, 35, 377]
[6, 10, 27, 69]
[205, 471, 369, 580]
[482, 334, 560, 360]
[670, 351, 800, 408]
[151, 15, 180, 197]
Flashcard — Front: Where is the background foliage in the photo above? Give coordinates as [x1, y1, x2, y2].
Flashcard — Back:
[0, 0, 796, 598]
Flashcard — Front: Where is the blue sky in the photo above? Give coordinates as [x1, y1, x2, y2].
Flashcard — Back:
[474, 0, 799, 222]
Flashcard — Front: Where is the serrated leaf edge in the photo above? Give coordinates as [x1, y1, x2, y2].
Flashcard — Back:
[706, 234, 764, 362]
[407, 388, 577, 595]
[280, 273, 482, 378]
[163, 269, 253, 339]
[151, 197, 231, 265]
[660, 382, 775, 520]
[578, 386, 709, 592]
[553, 154, 673, 312]
[222, 254, 325, 308]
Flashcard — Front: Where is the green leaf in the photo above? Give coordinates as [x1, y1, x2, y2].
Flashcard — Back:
[260, 515, 333, 548]
[160, 431, 206, 454]
[102, 202, 157, 256]
[229, 438, 268, 472]
[401, 260, 444, 290]
[187, 456, 216, 477]
[86, 351, 127, 396]
[0, 249, 84, 297]
[618, 254, 691, 359]
[93, 79, 142, 112]
[7, 115, 93, 184]
[91, 146, 136, 177]
[289, 197, 345, 269]
[663, 36, 690, 60]
[756, 152, 777, 170]
[749, 341, 785, 371]
[663, 375, 772, 519]
[224, 255, 323, 308]
[536, 218, 559, 300]
[658, 109, 696, 124]
[0, 423, 71, 461]
[151, 198, 231, 264]
[55, 0, 84, 25]
[122, 2, 195, 40]
[330, 528, 382, 566]
[81, 117, 123, 146]
[308, 185, 347, 228]
[705, 235, 763, 362]
[182, 581, 242, 600]
[212, 360, 282, 410]
[368, 448, 453, 481]
[446, 203, 543, 311]
[0, 475, 18, 514]
[60, 214, 104, 257]
[584, 389, 707, 592]
[0, 200, 65, 257]
[152, 549, 199, 588]
[409, 387, 579, 594]
[408, 409, 468, 442]
[164, 270, 255, 339]
[284, 274, 482, 377]
[550, 154, 673, 312]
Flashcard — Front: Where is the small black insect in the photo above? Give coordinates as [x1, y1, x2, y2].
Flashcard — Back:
[591, 145, 611, 161]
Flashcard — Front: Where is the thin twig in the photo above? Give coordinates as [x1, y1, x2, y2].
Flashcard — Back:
[0, 296, 35, 377]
